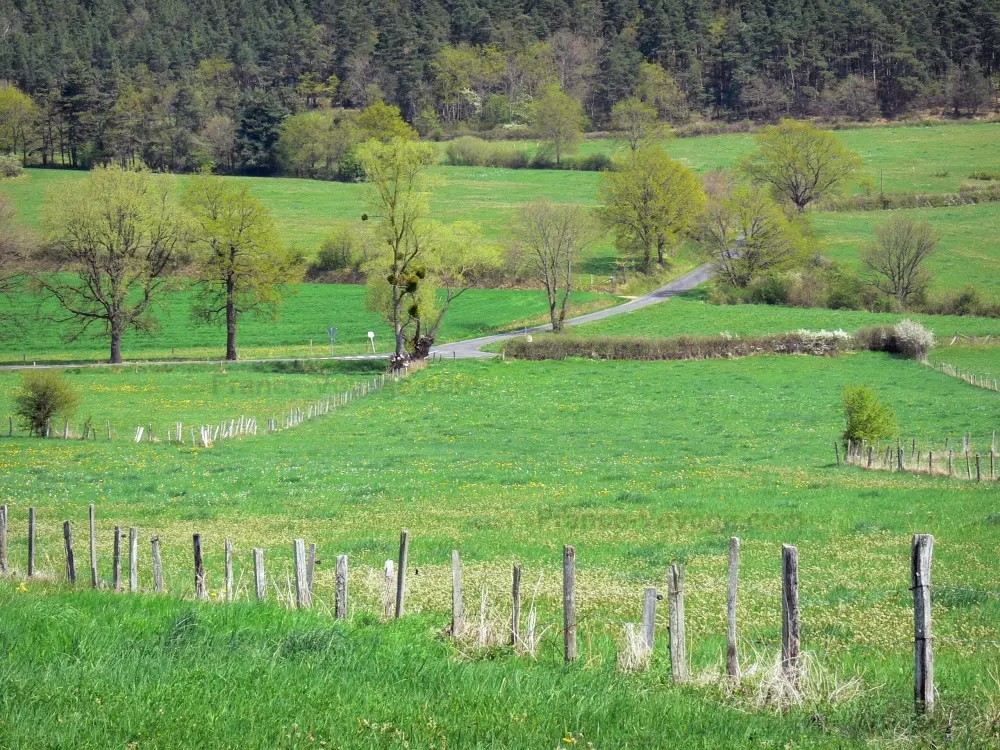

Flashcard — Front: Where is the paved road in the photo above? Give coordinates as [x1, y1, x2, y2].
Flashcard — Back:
[429, 262, 714, 359]
[0, 263, 712, 370]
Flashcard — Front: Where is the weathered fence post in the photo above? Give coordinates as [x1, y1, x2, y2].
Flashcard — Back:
[781, 544, 800, 681]
[928, 451, 934, 475]
[395, 530, 409, 618]
[151, 536, 163, 593]
[27, 506, 35, 577]
[63, 521, 76, 583]
[727, 536, 740, 677]
[450, 550, 464, 636]
[294, 539, 310, 609]
[193, 534, 206, 599]
[563, 544, 577, 663]
[0, 503, 7, 574]
[336, 554, 348, 620]
[88, 504, 97, 588]
[912, 534, 934, 715]
[113, 526, 122, 591]
[976, 454, 982, 482]
[834, 441, 840, 466]
[253, 548, 266, 600]
[641, 586, 657, 654]
[511, 563, 522, 647]
[948, 450, 954, 476]
[225, 538, 233, 602]
[668, 562, 688, 683]
[129, 527, 138, 592]
[307, 543, 317, 593]
[382, 560, 394, 620]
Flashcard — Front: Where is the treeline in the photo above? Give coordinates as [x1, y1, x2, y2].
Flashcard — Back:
[0, 0, 996, 175]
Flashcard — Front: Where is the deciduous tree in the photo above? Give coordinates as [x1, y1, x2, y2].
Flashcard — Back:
[701, 185, 805, 287]
[514, 199, 596, 332]
[530, 84, 584, 165]
[737, 119, 862, 212]
[38, 167, 185, 363]
[610, 97, 666, 151]
[860, 215, 937, 308]
[184, 172, 304, 360]
[598, 146, 704, 272]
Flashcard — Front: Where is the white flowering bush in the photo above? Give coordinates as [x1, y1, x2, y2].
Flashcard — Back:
[893, 319, 935, 359]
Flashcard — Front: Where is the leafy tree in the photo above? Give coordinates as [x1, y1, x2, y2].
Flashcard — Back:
[860, 215, 937, 308]
[37, 167, 186, 364]
[530, 84, 584, 165]
[14, 371, 79, 437]
[842, 384, 896, 443]
[366, 221, 502, 357]
[637, 62, 687, 122]
[514, 199, 596, 332]
[737, 120, 862, 212]
[701, 185, 805, 287]
[184, 172, 304, 361]
[356, 137, 438, 364]
[0, 83, 36, 163]
[355, 102, 417, 143]
[944, 62, 991, 116]
[610, 97, 666, 151]
[598, 146, 704, 272]
[276, 109, 359, 178]
[236, 93, 288, 173]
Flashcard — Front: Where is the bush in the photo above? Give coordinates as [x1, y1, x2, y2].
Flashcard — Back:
[842, 384, 896, 443]
[852, 319, 934, 359]
[335, 148, 365, 182]
[745, 275, 790, 305]
[892, 318, 934, 359]
[14, 371, 79, 437]
[445, 136, 494, 166]
[0, 154, 23, 179]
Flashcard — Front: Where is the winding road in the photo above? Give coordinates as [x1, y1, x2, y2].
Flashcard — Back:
[430, 262, 714, 359]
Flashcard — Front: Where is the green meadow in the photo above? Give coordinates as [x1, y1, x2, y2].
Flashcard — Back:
[1, 353, 1000, 745]
[0, 284, 618, 364]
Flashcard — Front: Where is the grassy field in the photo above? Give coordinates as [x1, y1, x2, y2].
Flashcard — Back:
[1, 353, 1000, 745]
[0, 283, 619, 364]
[569, 291, 1000, 339]
[814, 202, 1000, 295]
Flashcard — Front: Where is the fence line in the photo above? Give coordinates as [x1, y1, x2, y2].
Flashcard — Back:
[0, 506, 983, 715]
[838, 435, 999, 482]
[930, 359, 1000, 393]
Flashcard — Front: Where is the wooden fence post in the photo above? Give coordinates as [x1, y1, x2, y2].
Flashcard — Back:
[834, 441, 840, 466]
[335, 554, 348, 620]
[511, 563, 522, 647]
[307, 543, 316, 593]
[0, 503, 7, 574]
[225, 538, 233, 602]
[395, 530, 409, 619]
[89, 504, 97, 588]
[641, 586, 657, 654]
[929, 451, 934, 475]
[912, 534, 934, 715]
[382, 560, 394, 620]
[563, 545, 577, 663]
[27, 506, 35, 577]
[294, 539, 310, 609]
[727, 536, 740, 677]
[113, 526, 121, 591]
[668, 562, 688, 683]
[193, 534, 206, 599]
[253, 548, 266, 601]
[63, 521, 76, 583]
[781, 544, 800, 680]
[129, 527, 138, 592]
[151, 536, 163, 593]
[450, 550, 464, 636]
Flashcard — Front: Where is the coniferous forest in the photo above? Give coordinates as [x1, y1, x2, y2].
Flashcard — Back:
[0, 0, 996, 175]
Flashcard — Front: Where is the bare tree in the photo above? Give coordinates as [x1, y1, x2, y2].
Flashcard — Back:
[0, 193, 31, 336]
[861, 215, 937, 308]
[514, 199, 596, 332]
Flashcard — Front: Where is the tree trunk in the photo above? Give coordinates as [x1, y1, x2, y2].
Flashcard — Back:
[226, 274, 238, 361]
[110, 318, 123, 364]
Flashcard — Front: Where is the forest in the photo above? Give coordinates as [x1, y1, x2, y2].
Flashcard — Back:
[0, 0, 995, 175]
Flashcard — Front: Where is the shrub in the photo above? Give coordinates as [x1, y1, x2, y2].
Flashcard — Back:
[841, 385, 896, 443]
[0, 154, 23, 179]
[745, 275, 790, 305]
[445, 136, 494, 166]
[892, 318, 934, 359]
[14, 371, 79, 437]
